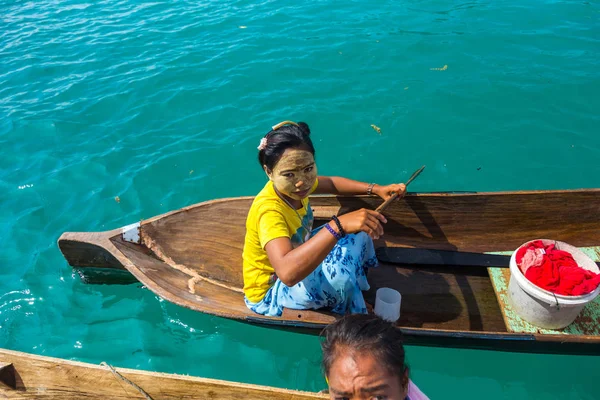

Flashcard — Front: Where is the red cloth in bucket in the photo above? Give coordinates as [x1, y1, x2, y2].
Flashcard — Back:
[516, 240, 600, 296]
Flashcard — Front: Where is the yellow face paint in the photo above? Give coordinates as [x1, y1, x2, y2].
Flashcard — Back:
[266, 149, 317, 201]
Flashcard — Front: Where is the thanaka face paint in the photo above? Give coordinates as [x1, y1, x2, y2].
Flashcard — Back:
[265, 148, 317, 201]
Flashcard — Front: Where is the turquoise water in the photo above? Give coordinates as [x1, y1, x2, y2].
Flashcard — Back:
[1, 0, 600, 398]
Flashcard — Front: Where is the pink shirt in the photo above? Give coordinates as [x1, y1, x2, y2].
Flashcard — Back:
[408, 380, 429, 400]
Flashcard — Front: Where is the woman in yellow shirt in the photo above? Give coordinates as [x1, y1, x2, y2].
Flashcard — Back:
[243, 121, 405, 316]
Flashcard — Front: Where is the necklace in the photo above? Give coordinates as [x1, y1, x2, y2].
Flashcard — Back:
[273, 186, 313, 240]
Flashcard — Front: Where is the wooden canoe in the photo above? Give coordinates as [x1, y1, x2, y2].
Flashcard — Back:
[58, 189, 600, 354]
[0, 348, 326, 399]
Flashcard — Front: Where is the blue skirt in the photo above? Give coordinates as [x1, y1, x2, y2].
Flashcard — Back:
[245, 231, 378, 317]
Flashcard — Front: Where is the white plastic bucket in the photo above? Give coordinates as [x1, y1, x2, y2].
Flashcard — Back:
[374, 287, 401, 322]
[508, 239, 600, 329]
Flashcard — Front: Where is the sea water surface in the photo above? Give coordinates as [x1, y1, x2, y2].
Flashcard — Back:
[1, 1, 599, 398]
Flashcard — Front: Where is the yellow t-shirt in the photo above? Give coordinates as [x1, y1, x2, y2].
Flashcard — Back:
[242, 179, 318, 303]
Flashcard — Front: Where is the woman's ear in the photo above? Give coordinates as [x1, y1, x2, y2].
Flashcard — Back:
[263, 165, 273, 181]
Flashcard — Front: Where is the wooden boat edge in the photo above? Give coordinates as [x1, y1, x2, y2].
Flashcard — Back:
[0, 348, 327, 398]
[58, 232, 248, 320]
[102, 187, 600, 225]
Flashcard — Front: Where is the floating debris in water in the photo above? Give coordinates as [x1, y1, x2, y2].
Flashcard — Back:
[239, 25, 247, 29]
[189, 170, 194, 175]
[115, 196, 121, 203]
[430, 65, 448, 71]
[477, 166, 482, 171]
[18, 184, 34, 190]
[371, 124, 381, 134]
[404, 87, 409, 90]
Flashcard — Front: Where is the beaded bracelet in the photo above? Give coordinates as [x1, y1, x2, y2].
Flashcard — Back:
[331, 215, 346, 237]
[366, 183, 376, 196]
[325, 223, 342, 240]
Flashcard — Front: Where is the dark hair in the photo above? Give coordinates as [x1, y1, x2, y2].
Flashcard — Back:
[321, 314, 406, 380]
[258, 121, 315, 170]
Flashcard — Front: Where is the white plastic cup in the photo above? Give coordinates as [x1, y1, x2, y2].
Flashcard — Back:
[374, 287, 402, 322]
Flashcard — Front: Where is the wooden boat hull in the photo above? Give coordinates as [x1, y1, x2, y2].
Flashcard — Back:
[58, 190, 600, 355]
[0, 348, 326, 399]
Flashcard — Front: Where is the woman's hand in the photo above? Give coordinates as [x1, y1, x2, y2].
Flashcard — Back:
[336, 209, 387, 240]
[373, 183, 406, 201]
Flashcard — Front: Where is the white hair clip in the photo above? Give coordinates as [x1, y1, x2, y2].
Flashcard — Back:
[257, 137, 268, 151]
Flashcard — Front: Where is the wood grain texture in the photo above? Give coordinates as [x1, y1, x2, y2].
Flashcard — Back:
[58, 230, 125, 270]
[0, 348, 327, 399]
[327, 190, 600, 252]
[56, 189, 600, 352]
[488, 267, 600, 336]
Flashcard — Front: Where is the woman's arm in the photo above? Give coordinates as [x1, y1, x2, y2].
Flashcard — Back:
[265, 209, 386, 286]
[315, 176, 406, 201]
[314, 176, 370, 195]
[265, 224, 336, 287]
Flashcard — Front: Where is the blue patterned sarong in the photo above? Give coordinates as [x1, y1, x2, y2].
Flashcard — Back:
[245, 231, 378, 317]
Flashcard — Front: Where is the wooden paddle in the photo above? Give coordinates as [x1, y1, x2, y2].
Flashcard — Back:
[375, 165, 425, 213]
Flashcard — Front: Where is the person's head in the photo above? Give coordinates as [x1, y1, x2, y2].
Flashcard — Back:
[321, 314, 409, 400]
[257, 121, 317, 201]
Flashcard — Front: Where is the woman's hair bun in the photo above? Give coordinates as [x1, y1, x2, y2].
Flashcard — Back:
[297, 122, 311, 137]
[257, 120, 315, 170]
